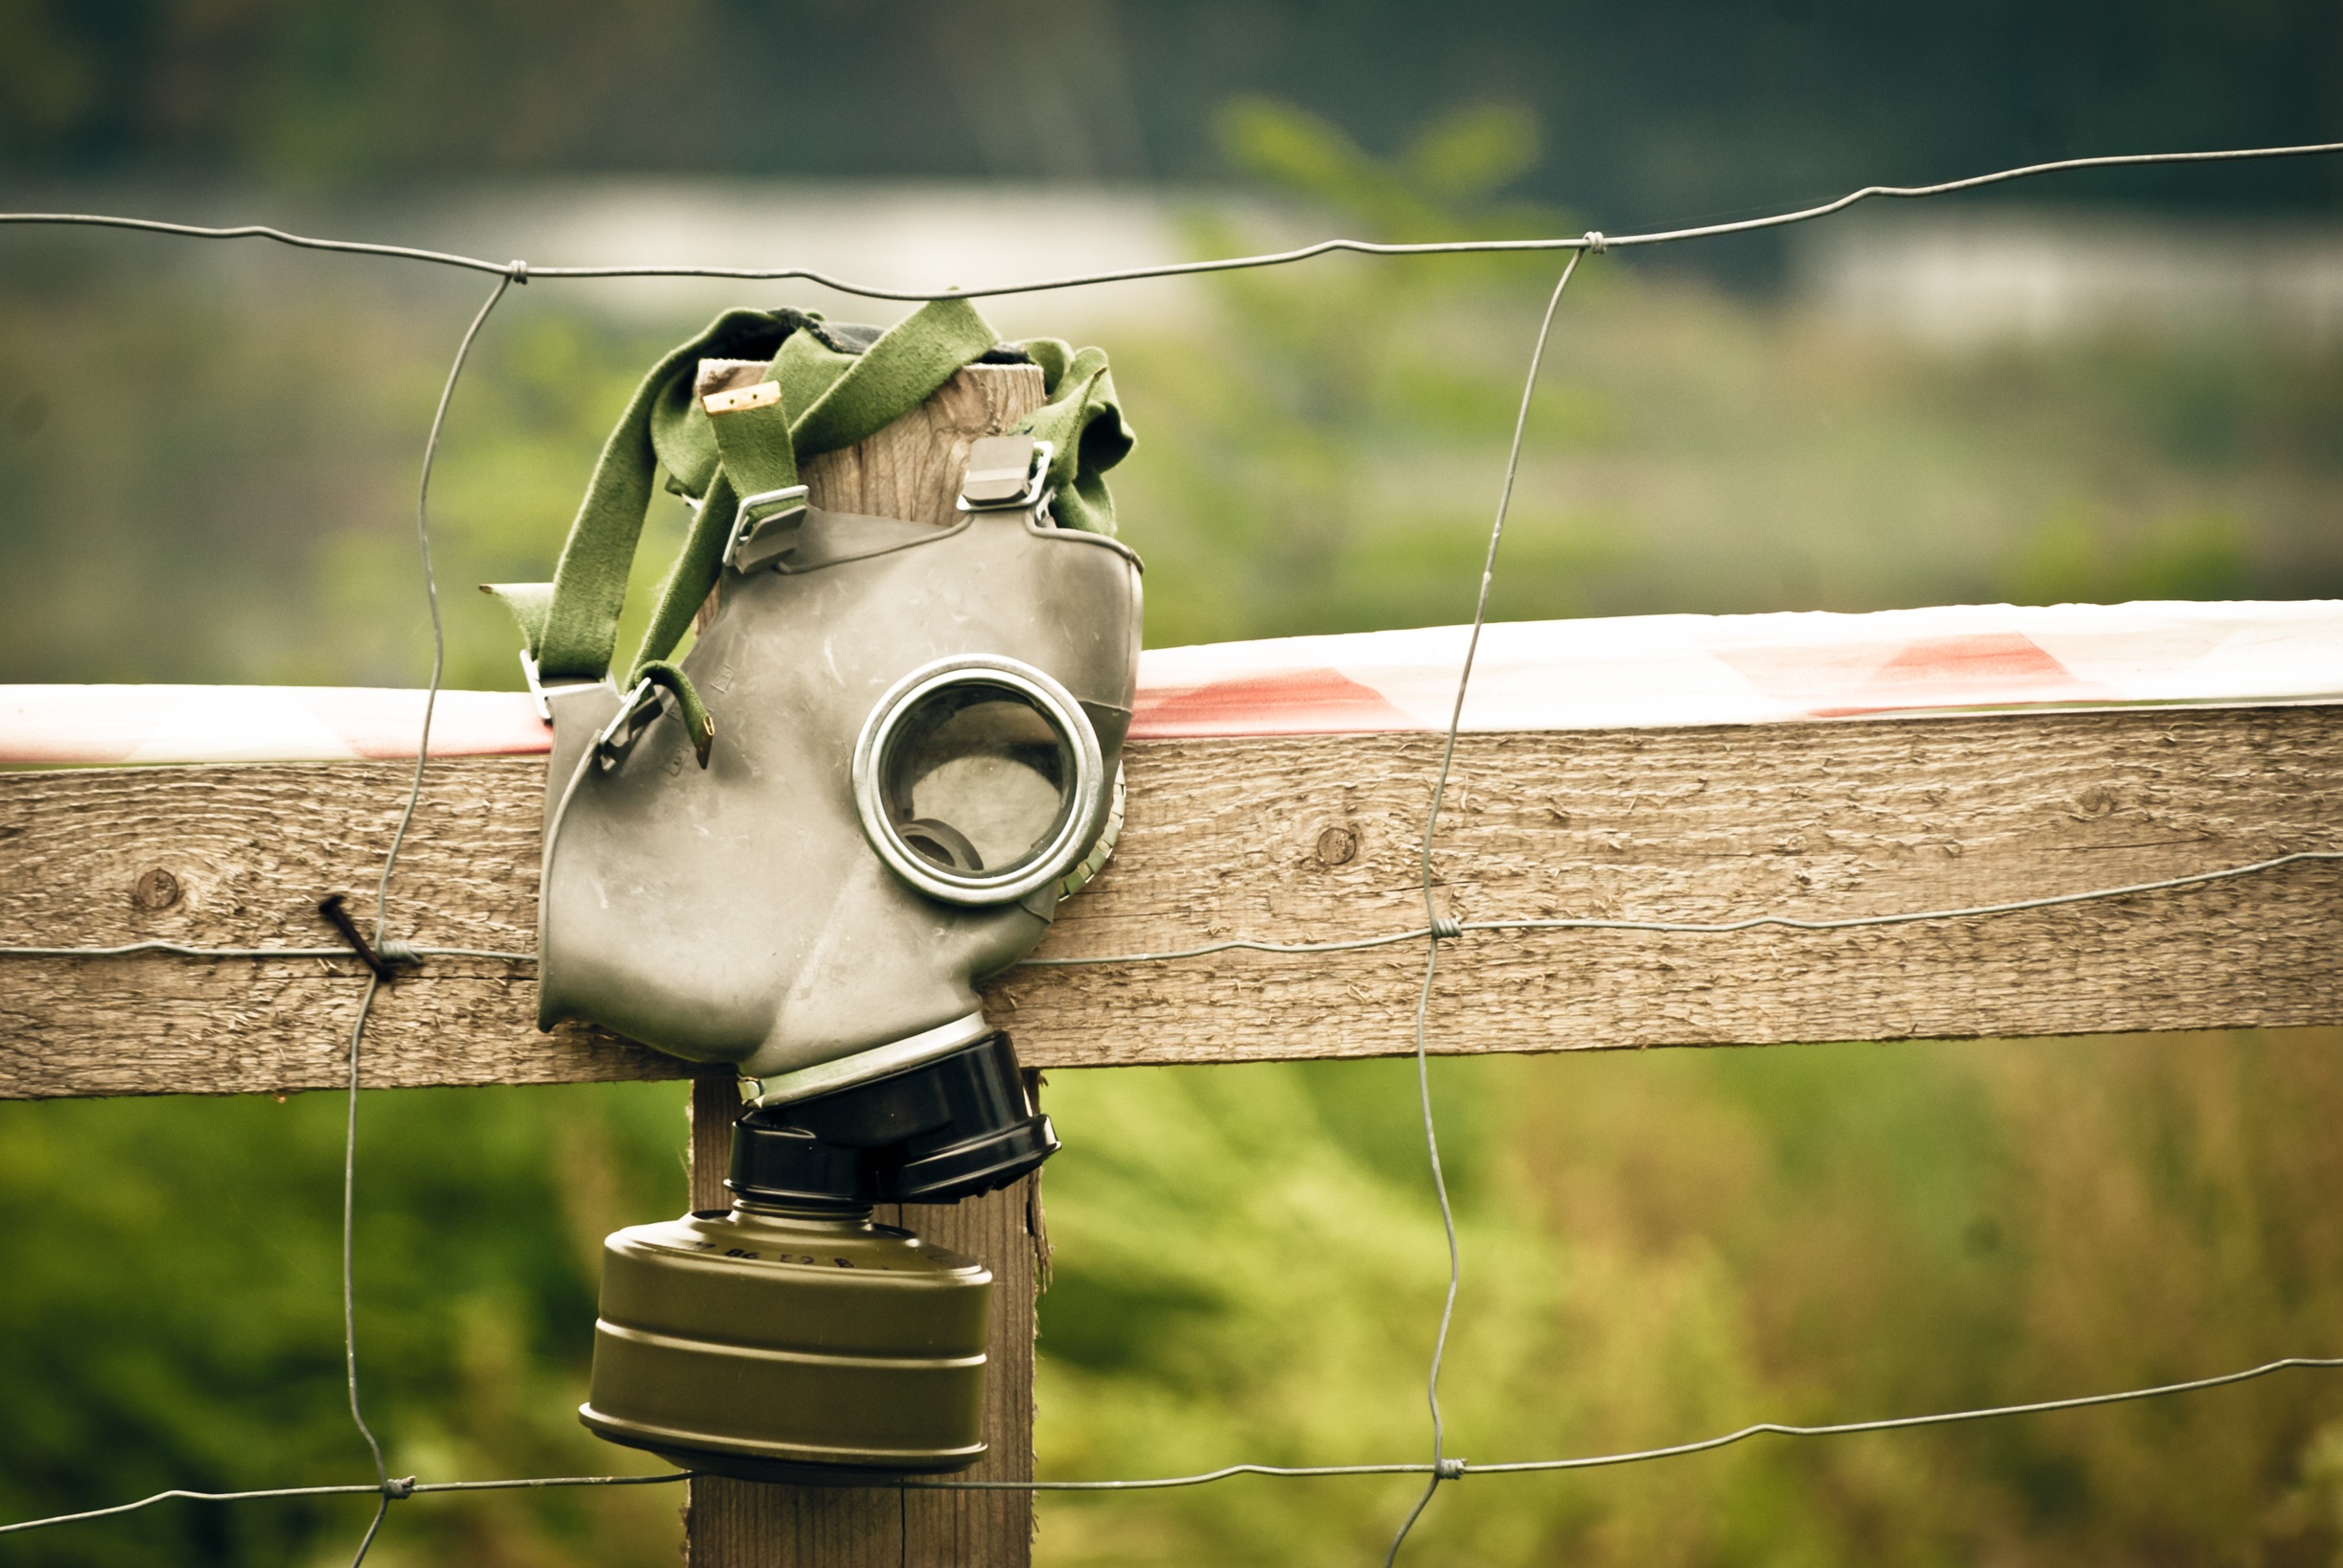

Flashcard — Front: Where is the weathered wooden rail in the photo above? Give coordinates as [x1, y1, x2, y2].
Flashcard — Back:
[7, 702, 2340, 1101]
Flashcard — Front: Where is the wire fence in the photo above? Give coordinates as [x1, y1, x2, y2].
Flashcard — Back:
[8, 138, 2340, 297]
[5, 137, 2343, 1564]
[12, 850, 2341, 971]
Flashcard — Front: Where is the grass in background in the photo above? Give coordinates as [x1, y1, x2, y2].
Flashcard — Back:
[0, 1081, 694, 1567]
[1032, 1032, 2343, 1566]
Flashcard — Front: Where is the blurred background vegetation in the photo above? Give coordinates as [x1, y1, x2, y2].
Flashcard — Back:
[3, 3, 2341, 1563]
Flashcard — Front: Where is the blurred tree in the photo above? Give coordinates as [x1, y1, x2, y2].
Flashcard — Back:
[2004, 503, 2250, 604]
[1112, 98, 1634, 645]
[1033, 1033, 2343, 1567]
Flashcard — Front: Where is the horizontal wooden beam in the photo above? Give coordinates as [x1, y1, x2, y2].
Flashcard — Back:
[5, 703, 2340, 1099]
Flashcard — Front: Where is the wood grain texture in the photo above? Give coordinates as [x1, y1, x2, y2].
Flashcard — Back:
[6, 703, 2341, 1098]
[681, 1070, 1040, 1568]
[0, 754, 659, 1097]
[1005, 702, 2343, 1065]
[807, 361, 1047, 525]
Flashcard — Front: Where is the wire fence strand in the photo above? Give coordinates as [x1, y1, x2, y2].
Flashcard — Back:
[4, 139, 2340, 301]
[334, 270, 514, 1568]
[22, 1350, 2333, 1534]
[1380, 249, 1585, 1566]
[0, 1474, 693, 1538]
[908, 1354, 2343, 1489]
[1013, 847, 2343, 968]
[6, 849, 2336, 971]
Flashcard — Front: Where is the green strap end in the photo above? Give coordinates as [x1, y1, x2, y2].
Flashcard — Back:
[637, 659, 716, 767]
[478, 583, 554, 657]
[1009, 339, 1135, 536]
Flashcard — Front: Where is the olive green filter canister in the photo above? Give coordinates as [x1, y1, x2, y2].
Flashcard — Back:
[579, 1032, 1054, 1478]
[579, 1203, 992, 1479]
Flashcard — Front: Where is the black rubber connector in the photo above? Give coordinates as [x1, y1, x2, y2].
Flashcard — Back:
[728, 1032, 1057, 1209]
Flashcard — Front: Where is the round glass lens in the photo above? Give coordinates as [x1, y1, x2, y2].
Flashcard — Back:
[881, 681, 1076, 878]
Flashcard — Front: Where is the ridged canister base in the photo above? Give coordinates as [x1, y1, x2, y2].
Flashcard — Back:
[581, 1203, 992, 1476]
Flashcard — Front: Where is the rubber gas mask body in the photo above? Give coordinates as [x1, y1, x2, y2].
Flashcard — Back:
[537, 428, 1137, 1111]
[492, 305, 1138, 1478]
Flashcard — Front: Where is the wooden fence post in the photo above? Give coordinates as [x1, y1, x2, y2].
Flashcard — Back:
[684, 1072, 1041, 1567]
[678, 361, 1048, 1568]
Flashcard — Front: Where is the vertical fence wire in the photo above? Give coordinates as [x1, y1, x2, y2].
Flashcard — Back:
[337, 271, 515, 1567]
[1382, 248, 1586, 1567]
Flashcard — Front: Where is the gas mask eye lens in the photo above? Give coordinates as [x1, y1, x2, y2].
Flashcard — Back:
[855, 657, 1106, 906]
[885, 684, 1075, 875]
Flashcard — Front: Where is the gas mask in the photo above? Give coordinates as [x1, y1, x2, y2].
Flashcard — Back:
[487, 303, 1138, 1478]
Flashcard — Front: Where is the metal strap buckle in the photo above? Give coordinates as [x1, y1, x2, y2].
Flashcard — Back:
[520, 649, 613, 725]
[724, 484, 811, 573]
[592, 678, 662, 770]
[957, 437, 1055, 512]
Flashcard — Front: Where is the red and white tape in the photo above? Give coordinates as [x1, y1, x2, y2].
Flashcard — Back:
[6, 600, 2338, 767]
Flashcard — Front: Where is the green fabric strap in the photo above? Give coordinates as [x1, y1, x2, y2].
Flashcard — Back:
[485, 307, 792, 680]
[624, 299, 1001, 683]
[1011, 338, 1135, 538]
[487, 300, 988, 682]
[634, 659, 715, 767]
[708, 398, 798, 498]
[484, 301, 1139, 706]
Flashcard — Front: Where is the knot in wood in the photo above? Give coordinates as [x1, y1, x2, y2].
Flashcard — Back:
[1314, 825, 1360, 867]
[131, 867, 180, 911]
[2071, 785, 2120, 820]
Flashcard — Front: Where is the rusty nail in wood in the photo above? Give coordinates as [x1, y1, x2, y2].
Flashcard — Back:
[316, 894, 409, 983]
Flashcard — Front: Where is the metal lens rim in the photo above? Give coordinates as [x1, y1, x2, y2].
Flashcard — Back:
[852, 656, 1104, 906]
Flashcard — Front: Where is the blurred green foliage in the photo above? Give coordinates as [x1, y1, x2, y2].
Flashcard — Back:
[3, 100, 2342, 1566]
[1032, 1036, 2343, 1565]
[3, 0, 2338, 232]
[0, 1085, 695, 1566]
